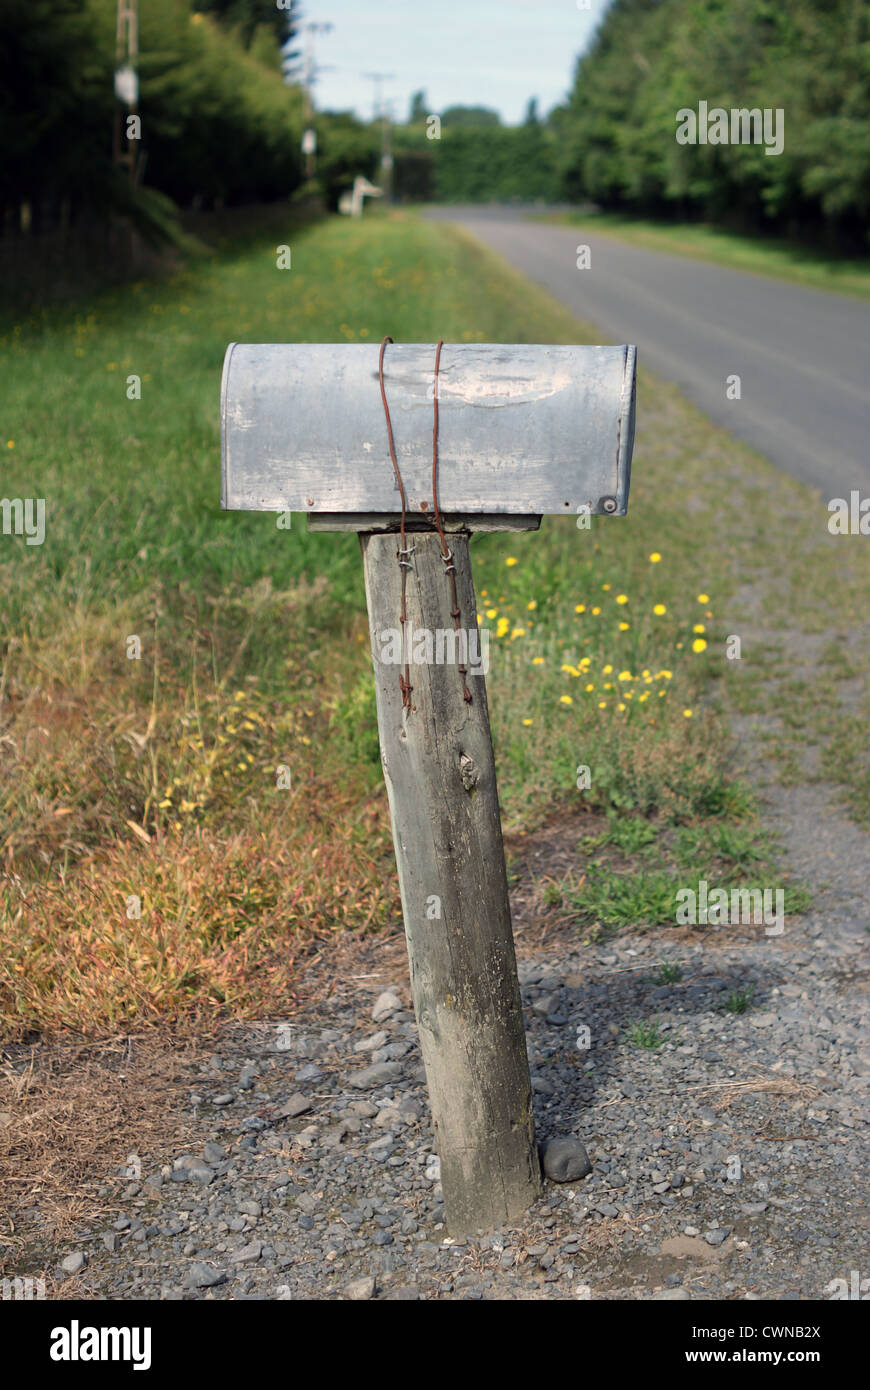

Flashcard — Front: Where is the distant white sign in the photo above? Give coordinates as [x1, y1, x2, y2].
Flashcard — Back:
[301, 128, 317, 156]
[114, 66, 138, 106]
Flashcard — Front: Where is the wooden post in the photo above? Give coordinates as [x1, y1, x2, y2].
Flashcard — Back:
[361, 529, 540, 1233]
[220, 339, 637, 1235]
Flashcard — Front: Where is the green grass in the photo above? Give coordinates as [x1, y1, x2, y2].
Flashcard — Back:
[654, 963, 683, 985]
[544, 211, 870, 300]
[566, 866, 683, 931]
[581, 812, 659, 855]
[626, 1019, 665, 1049]
[674, 823, 770, 873]
[723, 986, 755, 1014]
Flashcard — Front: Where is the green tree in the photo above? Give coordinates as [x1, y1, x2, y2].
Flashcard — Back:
[408, 89, 428, 123]
[440, 105, 501, 128]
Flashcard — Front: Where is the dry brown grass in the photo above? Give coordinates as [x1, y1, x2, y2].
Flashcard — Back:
[692, 1068, 821, 1109]
[0, 1030, 201, 1278]
[0, 789, 398, 1040]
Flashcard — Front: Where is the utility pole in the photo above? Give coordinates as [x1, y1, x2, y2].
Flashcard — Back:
[362, 72, 395, 203]
[300, 21, 333, 178]
[113, 0, 139, 187]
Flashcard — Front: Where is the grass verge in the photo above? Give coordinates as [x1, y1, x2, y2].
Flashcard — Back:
[542, 210, 870, 299]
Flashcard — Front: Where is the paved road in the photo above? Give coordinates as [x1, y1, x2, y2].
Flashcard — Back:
[425, 207, 869, 497]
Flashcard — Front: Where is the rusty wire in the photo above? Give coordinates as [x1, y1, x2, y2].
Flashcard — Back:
[378, 335, 414, 713]
[431, 339, 472, 704]
[378, 337, 472, 714]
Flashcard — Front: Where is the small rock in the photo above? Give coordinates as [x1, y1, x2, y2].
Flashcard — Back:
[374, 1107, 401, 1129]
[542, 1138, 592, 1183]
[372, 991, 401, 1023]
[705, 1228, 729, 1246]
[275, 1093, 312, 1120]
[61, 1252, 87, 1275]
[347, 1062, 402, 1089]
[425, 1156, 441, 1181]
[230, 1239, 263, 1264]
[532, 1077, 556, 1096]
[183, 1263, 226, 1289]
[345, 1275, 376, 1301]
[531, 994, 557, 1018]
[212, 1093, 234, 1107]
[296, 1063, 323, 1083]
[354, 1031, 388, 1054]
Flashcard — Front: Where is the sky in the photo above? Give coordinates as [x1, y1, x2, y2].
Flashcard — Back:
[302, 0, 611, 127]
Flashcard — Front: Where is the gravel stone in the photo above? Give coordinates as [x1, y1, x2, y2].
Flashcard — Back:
[372, 991, 402, 1022]
[541, 1138, 592, 1183]
[184, 1263, 226, 1289]
[348, 1062, 403, 1089]
[275, 1093, 312, 1119]
[344, 1275, 376, 1300]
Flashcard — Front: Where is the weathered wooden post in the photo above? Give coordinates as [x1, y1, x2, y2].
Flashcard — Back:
[221, 340, 636, 1234]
